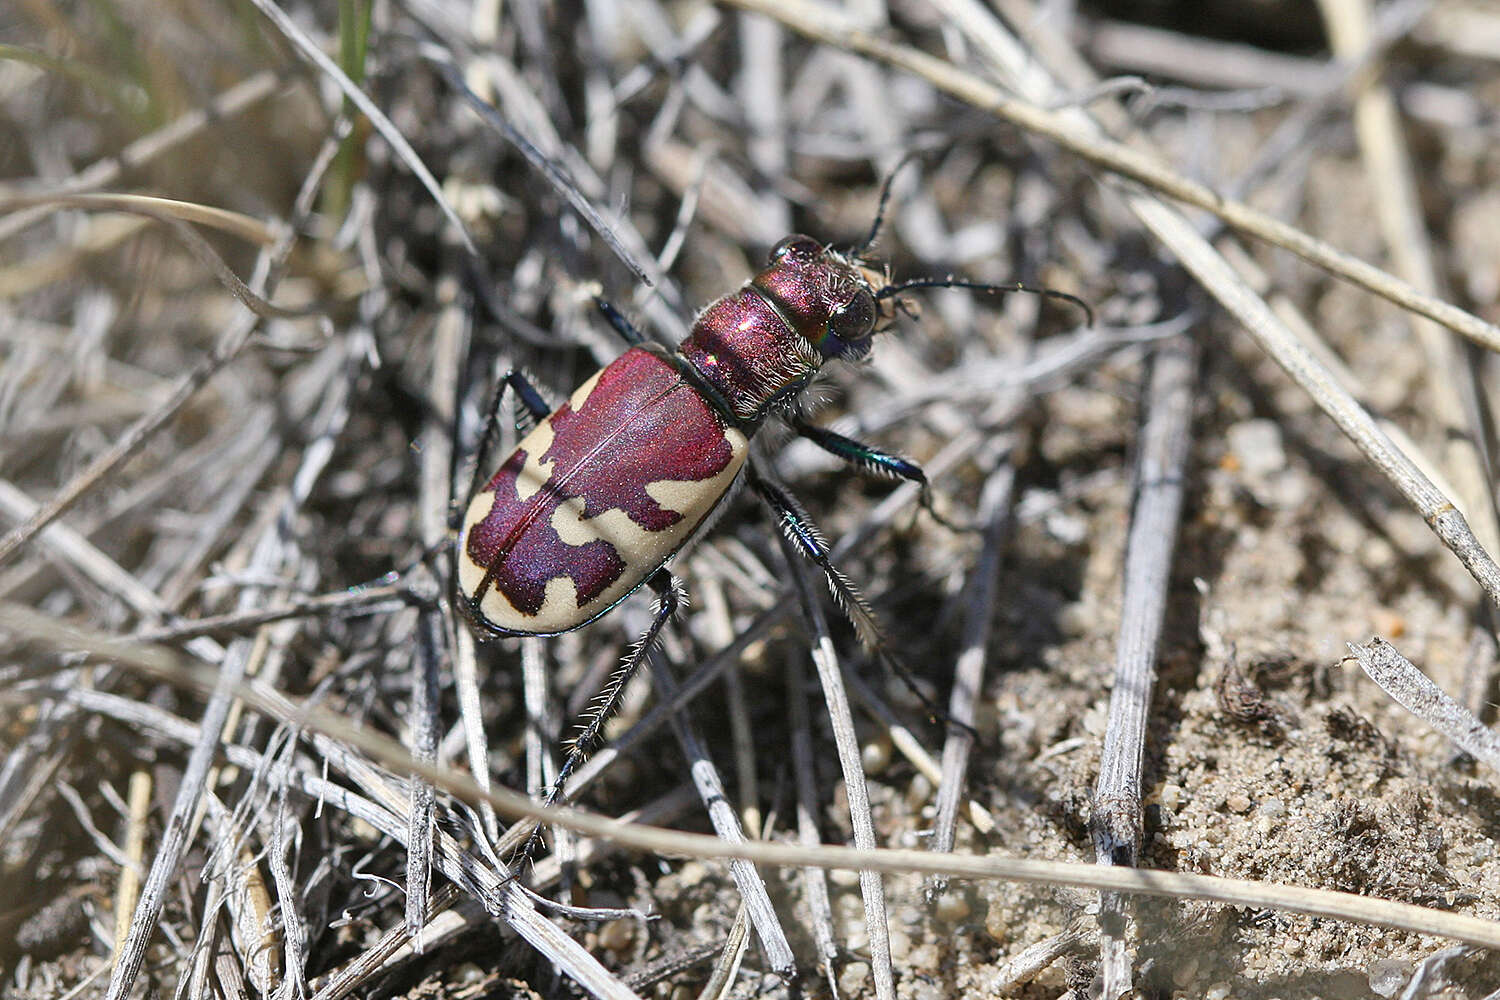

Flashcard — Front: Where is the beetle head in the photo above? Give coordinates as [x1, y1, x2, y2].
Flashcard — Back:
[765, 235, 898, 363]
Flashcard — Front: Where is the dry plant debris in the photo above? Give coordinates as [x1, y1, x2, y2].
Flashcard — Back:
[5, 0, 1500, 998]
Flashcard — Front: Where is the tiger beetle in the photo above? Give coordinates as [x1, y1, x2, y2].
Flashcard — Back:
[455, 189, 1090, 867]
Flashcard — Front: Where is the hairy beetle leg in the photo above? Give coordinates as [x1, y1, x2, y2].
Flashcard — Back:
[748, 463, 883, 648]
[751, 463, 977, 740]
[513, 567, 682, 871]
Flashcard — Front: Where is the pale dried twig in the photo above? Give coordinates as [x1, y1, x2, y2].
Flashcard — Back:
[12, 603, 1500, 950]
[1091, 335, 1197, 995]
[779, 533, 895, 1000]
[1348, 638, 1500, 772]
[725, 0, 1500, 352]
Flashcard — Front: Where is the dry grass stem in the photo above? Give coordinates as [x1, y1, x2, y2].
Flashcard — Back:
[1349, 638, 1500, 772]
[646, 648, 797, 979]
[780, 535, 894, 1000]
[9, 2, 1500, 995]
[927, 437, 1017, 894]
[1091, 335, 1196, 994]
[10, 600, 1500, 953]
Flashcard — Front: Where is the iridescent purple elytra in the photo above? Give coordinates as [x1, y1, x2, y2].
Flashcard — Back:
[457, 235, 893, 636]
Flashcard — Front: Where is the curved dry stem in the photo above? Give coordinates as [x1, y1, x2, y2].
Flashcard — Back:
[9, 601, 1500, 953]
[243, 0, 476, 254]
[718, 0, 1500, 355]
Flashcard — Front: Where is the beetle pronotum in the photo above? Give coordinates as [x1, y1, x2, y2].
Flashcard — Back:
[455, 193, 1089, 866]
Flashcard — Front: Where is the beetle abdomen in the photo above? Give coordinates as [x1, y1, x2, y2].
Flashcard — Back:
[458, 348, 748, 636]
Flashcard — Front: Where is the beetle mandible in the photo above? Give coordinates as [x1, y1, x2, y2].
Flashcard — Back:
[455, 211, 1088, 862]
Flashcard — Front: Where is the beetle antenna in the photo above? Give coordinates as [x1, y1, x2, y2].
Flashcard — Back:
[876, 277, 1095, 328]
[850, 152, 924, 257]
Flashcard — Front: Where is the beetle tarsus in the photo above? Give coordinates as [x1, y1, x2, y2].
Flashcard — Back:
[875, 644, 980, 740]
[917, 484, 978, 534]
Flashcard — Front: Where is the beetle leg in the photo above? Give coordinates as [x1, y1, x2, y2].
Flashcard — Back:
[499, 368, 554, 432]
[594, 297, 649, 346]
[790, 415, 971, 532]
[750, 463, 975, 737]
[514, 568, 682, 869]
[747, 463, 884, 646]
[454, 369, 554, 533]
[792, 415, 925, 483]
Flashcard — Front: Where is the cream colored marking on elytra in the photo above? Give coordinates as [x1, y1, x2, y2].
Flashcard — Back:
[456, 416, 562, 630]
[456, 491, 496, 599]
[545, 427, 749, 615]
[457, 368, 749, 635]
[457, 417, 559, 574]
[549, 493, 596, 547]
[510, 407, 559, 502]
[496, 367, 600, 505]
[480, 575, 584, 635]
[460, 499, 592, 634]
[567, 368, 604, 413]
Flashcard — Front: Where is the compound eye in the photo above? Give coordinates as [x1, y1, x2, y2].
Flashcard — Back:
[768, 234, 819, 265]
[828, 288, 878, 344]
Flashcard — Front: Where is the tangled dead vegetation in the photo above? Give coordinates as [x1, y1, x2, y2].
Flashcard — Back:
[6, 1, 1500, 998]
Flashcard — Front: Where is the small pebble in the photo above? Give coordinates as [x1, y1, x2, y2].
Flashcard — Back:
[1225, 419, 1310, 507]
[1368, 959, 1410, 998]
[1225, 793, 1252, 814]
[348, 818, 379, 841]
[1044, 509, 1087, 545]
[934, 893, 970, 923]
[454, 963, 485, 985]
[905, 773, 933, 809]
[838, 962, 871, 997]
[1056, 601, 1090, 638]
[1260, 796, 1285, 818]
[907, 943, 940, 971]
[1204, 982, 1232, 1000]
[1159, 783, 1184, 810]
[1226, 419, 1286, 478]
[1033, 964, 1066, 989]
[862, 736, 892, 775]
[1361, 537, 1397, 571]
[1082, 702, 1109, 737]
[985, 904, 1009, 943]
[1371, 608, 1406, 639]
[598, 918, 635, 954]
[677, 861, 707, 887]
